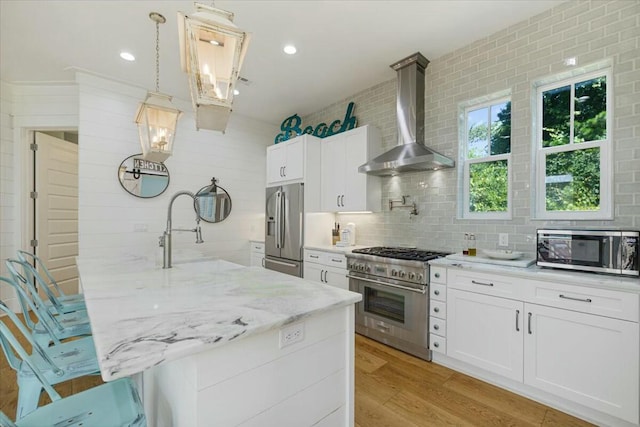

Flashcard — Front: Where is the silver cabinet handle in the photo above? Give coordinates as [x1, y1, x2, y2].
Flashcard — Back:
[282, 166, 286, 177]
[434, 290, 440, 296]
[279, 166, 284, 177]
[528, 312, 532, 335]
[434, 307, 440, 313]
[515, 310, 520, 332]
[310, 254, 319, 259]
[261, 258, 265, 268]
[433, 342, 440, 348]
[559, 294, 592, 303]
[331, 258, 343, 263]
[336, 195, 340, 207]
[434, 272, 440, 278]
[472, 280, 494, 287]
[433, 324, 440, 330]
[323, 270, 328, 283]
[340, 195, 345, 207]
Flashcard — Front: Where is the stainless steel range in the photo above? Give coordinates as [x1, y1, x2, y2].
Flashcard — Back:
[346, 247, 449, 361]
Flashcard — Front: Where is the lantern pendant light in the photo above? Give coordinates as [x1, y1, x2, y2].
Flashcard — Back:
[178, 3, 251, 132]
[135, 12, 182, 163]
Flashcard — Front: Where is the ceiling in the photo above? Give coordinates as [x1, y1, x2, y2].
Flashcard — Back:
[1, 0, 565, 126]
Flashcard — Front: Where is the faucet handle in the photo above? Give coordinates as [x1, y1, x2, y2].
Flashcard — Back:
[159, 235, 165, 247]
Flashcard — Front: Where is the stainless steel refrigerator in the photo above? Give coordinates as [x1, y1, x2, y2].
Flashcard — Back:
[265, 183, 304, 277]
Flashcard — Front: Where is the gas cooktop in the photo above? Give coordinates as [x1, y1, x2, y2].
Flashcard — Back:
[351, 247, 450, 262]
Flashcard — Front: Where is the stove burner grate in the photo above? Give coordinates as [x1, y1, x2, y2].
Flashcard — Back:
[351, 246, 449, 262]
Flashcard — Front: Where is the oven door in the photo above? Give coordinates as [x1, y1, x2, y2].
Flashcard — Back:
[348, 273, 428, 348]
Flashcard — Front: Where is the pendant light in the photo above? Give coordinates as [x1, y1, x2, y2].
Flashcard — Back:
[178, 3, 251, 132]
[135, 12, 182, 163]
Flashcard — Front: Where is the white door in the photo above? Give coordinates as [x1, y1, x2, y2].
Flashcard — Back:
[447, 288, 524, 381]
[343, 129, 366, 211]
[524, 303, 639, 423]
[320, 135, 344, 211]
[283, 138, 304, 181]
[34, 132, 79, 295]
[266, 143, 287, 185]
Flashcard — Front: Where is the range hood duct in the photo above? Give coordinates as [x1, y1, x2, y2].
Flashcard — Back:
[359, 52, 455, 176]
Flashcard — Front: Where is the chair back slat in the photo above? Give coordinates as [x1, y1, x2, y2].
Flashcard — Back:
[16, 250, 67, 306]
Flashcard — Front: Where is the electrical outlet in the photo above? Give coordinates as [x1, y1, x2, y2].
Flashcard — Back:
[498, 233, 509, 247]
[279, 323, 304, 348]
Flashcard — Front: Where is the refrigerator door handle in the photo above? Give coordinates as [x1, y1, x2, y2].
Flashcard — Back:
[275, 191, 281, 248]
[279, 190, 286, 248]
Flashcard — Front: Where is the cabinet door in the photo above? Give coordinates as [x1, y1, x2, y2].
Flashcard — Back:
[320, 135, 344, 211]
[283, 138, 304, 181]
[342, 128, 367, 211]
[324, 266, 348, 290]
[524, 303, 639, 424]
[447, 288, 524, 382]
[303, 262, 324, 284]
[266, 144, 287, 185]
[250, 253, 264, 267]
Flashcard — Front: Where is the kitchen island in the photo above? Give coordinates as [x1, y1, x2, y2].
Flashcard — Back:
[76, 255, 361, 427]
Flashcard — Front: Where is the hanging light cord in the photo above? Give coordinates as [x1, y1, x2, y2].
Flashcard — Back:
[155, 19, 160, 93]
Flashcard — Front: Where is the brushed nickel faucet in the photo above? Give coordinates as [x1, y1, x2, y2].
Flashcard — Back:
[159, 190, 203, 269]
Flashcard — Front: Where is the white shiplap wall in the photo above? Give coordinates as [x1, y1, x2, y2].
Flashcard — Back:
[77, 73, 275, 265]
[0, 81, 14, 292]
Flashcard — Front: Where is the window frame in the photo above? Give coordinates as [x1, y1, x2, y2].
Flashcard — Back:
[458, 94, 512, 220]
[533, 67, 613, 220]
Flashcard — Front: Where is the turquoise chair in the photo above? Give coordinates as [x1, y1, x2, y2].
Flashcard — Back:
[0, 285, 100, 419]
[0, 315, 146, 426]
[3, 260, 91, 347]
[15, 250, 85, 315]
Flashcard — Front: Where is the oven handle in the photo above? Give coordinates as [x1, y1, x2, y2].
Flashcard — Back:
[346, 274, 426, 294]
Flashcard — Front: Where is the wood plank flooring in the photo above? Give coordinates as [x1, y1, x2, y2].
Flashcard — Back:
[1, 313, 595, 426]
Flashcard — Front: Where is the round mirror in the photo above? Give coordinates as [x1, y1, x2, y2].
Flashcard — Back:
[195, 179, 232, 223]
[118, 154, 170, 198]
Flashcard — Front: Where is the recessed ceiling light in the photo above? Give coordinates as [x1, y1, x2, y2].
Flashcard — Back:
[233, 89, 240, 95]
[120, 51, 135, 62]
[283, 45, 297, 55]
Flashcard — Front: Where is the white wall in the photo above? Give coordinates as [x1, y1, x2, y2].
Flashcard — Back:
[304, 0, 640, 254]
[76, 73, 274, 265]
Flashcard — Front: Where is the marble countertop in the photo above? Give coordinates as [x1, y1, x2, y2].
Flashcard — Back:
[76, 255, 362, 381]
[430, 258, 640, 293]
[304, 245, 368, 254]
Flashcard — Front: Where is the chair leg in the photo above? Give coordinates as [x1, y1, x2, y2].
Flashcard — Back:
[15, 375, 43, 420]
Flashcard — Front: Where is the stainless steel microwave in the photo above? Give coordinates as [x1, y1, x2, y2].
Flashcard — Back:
[537, 229, 639, 277]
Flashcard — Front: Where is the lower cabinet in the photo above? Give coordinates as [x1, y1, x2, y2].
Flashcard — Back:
[250, 241, 265, 267]
[524, 303, 639, 423]
[303, 249, 348, 290]
[447, 289, 523, 382]
[442, 267, 639, 425]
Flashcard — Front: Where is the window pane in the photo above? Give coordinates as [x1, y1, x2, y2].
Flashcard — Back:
[574, 76, 606, 143]
[545, 148, 600, 211]
[469, 159, 508, 212]
[467, 107, 488, 159]
[490, 101, 511, 155]
[542, 85, 570, 147]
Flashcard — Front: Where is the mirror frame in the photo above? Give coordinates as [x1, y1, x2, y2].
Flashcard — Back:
[195, 183, 232, 223]
[117, 153, 170, 198]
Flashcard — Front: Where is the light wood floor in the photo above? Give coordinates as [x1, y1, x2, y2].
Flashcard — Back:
[1, 313, 594, 426]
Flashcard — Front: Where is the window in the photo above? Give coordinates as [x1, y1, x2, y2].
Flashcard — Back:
[459, 95, 512, 219]
[534, 68, 612, 220]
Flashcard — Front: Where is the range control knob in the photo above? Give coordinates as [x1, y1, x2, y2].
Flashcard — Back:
[360, 264, 366, 271]
[365, 265, 371, 273]
[408, 272, 416, 280]
[399, 271, 406, 278]
[348, 263, 353, 269]
[417, 273, 424, 282]
[391, 269, 398, 277]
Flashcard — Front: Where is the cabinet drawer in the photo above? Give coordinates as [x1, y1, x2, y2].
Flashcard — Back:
[431, 300, 446, 319]
[525, 280, 640, 322]
[250, 242, 265, 253]
[431, 283, 446, 302]
[430, 266, 447, 284]
[449, 269, 522, 300]
[430, 316, 446, 336]
[325, 254, 347, 268]
[304, 250, 325, 263]
[429, 334, 446, 354]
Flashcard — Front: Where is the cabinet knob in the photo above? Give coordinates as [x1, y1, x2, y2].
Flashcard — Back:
[433, 342, 440, 348]
[434, 307, 440, 313]
[434, 324, 440, 330]
[434, 290, 440, 296]
[434, 272, 440, 278]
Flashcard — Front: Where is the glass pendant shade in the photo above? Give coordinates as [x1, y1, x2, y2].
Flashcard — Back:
[178, 3, 251, 132]
[135, 92, 182, 163]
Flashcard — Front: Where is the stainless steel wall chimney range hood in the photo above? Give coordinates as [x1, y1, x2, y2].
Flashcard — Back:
[359, 52, 455, 176]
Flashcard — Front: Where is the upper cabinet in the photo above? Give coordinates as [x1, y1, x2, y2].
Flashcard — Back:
[321, 125, 382, 212]
[266, 134, 322, 211]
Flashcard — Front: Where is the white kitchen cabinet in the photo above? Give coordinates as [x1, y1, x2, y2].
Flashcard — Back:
[434, 263, 640, 426]
[524, 303, 639, 423]
[266, 135, 317, 186]
[320, 125, 381, 212]
[428, 266, 447, 355]
[250, 241, 265, 267]
[303, 249, 348, 290]
[447, 288, 524, 382]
